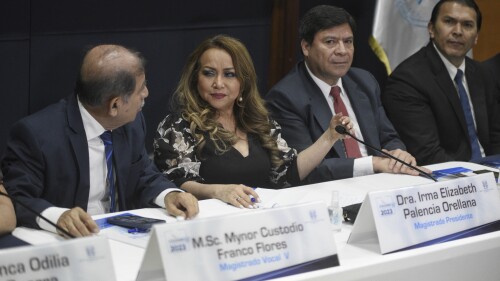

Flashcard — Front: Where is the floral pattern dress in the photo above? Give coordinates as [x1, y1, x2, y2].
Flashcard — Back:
[153, 113, 300, 189]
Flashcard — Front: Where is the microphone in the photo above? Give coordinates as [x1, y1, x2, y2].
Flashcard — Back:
[335, 125, 438, 182]
[0, 190, 76, 238]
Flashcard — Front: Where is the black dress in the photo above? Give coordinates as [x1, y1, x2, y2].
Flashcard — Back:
[154, 114, 300, 189]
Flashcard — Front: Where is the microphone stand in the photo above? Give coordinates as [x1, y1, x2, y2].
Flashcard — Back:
[335, 126, 438, 182]
[0, 190, 75, 238]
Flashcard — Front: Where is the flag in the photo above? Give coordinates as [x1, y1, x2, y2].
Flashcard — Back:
[370, 0, 439, 74]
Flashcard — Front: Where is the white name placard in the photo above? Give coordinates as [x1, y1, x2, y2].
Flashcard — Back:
[0, 236, 116, 281]
[349, 173, 500, 254]
[136, 201, 339, 281]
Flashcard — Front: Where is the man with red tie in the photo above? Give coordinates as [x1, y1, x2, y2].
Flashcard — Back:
[266, 5, 422, 183]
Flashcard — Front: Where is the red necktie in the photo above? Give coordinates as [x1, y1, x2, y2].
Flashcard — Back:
[330, 86, 362, 158]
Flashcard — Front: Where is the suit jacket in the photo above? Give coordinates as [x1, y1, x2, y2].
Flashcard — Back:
[482, 53, 500, 107]
[266, 61, 405, 182]
[2, 94, 177, 228]
[382, 42, 500, 165]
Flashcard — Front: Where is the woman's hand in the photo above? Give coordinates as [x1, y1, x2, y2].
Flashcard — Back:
[212, 184, 260, 208]
[296, 113, 355, 181]
[328, 113, 353, 142]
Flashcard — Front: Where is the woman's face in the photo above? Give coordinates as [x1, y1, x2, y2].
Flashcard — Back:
[197, 48, 241, 115]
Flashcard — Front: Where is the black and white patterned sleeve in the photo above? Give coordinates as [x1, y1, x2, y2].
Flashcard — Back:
[269, 119, 300, 187]
[153, 114, 204, 187]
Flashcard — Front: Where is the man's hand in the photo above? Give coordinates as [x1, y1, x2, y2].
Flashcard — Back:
[382, 149, 418, 174]
[57, 207, 99, 238]
[164, 192, 199, 219]
[373, 149, 431, 176]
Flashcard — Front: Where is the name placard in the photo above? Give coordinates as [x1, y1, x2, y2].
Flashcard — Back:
[0, 236, 116, 281]
[348, 173, 500, 254]
[136, 201, 339, 281]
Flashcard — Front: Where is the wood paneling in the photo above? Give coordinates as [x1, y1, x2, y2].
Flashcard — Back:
[474, 0, 500, 61]
[268, 0, 299, 90]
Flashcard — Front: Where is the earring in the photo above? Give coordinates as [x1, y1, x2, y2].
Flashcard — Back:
[236, 96, 243, 107]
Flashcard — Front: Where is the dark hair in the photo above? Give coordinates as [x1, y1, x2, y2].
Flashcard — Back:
[430, 0, 482, 31]
[299, 5, 357, 45]
[75, 45, 146, 106]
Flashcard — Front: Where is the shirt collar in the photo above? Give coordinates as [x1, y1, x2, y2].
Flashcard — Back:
[77, 98, 107, 141]
[304, 61, 345, 97]
[433, 43, 465, 81]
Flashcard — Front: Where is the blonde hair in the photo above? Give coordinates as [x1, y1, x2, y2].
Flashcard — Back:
[173, 35, 282, 167]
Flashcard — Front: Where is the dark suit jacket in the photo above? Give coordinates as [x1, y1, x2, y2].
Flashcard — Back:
[2, 94, 177, 228]
[482, 53, 500, 107]
[382, 42, 500, 165]
[266, 61, 405, 182]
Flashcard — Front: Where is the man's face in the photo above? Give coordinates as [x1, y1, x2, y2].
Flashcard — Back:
[301, 23, 354, 85]
[116, 73, 149, 126]
[429, 2, 479, 67]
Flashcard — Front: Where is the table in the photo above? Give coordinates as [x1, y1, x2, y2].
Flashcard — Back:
[12, 161, 500, 281]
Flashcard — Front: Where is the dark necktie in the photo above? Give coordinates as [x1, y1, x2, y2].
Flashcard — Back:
[454, 70, 481, 160]
[100, 130, 116, 212]
[330, 86, 362, 158]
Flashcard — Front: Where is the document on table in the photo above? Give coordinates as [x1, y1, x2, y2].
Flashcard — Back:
[254, 187, 365, 208]
[431, 166, 499, 183]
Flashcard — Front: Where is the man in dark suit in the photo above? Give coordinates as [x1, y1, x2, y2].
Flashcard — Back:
[2, 45, 199, 237]
[266, 5, 423, 183]
[482, 53, 500, 108]
[382, 0, 500, 165]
